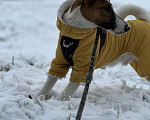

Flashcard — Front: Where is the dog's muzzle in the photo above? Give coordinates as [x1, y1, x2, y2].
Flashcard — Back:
[108, 15, 131, 35]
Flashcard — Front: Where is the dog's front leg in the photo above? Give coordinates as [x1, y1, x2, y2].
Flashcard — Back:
[37, 75, 58, 100]
[59, 82, 80, 101]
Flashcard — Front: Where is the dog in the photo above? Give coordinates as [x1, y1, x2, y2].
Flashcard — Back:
[36, 0, 150, 101]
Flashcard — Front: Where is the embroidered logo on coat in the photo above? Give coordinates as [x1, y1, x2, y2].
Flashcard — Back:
[60, 36, 79, 66]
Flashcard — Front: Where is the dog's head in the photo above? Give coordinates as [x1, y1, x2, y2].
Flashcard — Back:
[71, 0, 130, 35]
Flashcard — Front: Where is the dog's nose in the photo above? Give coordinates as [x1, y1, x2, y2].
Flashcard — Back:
[124, 24, 131, 32]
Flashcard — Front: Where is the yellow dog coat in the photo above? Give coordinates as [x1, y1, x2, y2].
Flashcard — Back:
[49, 18, 150, 83]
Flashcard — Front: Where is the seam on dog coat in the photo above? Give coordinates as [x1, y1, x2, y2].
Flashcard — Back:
[49, 18, 150, 83]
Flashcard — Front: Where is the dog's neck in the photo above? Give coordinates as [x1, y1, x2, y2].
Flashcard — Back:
[57, 0, 98, 29]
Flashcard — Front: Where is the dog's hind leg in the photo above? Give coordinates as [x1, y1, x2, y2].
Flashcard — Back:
[59, 82, 80, 101]
[106, 52, 138, 68]
[37, 75, 58, 99]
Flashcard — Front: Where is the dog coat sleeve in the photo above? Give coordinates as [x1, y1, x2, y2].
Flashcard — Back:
[48, 33, 70, 78]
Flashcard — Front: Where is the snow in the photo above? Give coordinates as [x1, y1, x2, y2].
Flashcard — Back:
[0, 0, 150, 120]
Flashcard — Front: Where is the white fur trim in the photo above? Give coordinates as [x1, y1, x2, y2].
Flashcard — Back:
[46, 73, 66, 80]
[57, 0, 76, 23]
[57, 0, 98, 29]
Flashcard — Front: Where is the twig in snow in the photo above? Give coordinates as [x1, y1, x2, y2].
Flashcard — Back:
[67, 113, 72, 120]
[12, 56, 14, 65]
[0, 74, 4, 82]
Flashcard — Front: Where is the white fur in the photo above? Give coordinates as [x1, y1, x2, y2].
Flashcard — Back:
[63, 6, 98, 29]
[106, 52, 138, 68]
[58, 0, 98, 29]
[116, 4, 150, 23]
[57, 0, 75, 22]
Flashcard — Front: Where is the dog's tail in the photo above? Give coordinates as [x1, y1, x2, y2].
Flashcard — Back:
[116, 4, 150, 23]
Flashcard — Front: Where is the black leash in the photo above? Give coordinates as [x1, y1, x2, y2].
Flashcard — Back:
[76, 27, 106, 120]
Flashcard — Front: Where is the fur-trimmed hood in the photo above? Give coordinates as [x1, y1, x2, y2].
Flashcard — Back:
[57, 0, 98, 29]
[56, 18, 96, 39]
[57, 0, 75, 23]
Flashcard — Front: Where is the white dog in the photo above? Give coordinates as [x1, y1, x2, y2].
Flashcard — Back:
[36, 0, 150, 101]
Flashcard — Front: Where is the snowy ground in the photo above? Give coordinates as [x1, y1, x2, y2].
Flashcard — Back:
[0, 0, 150, 120]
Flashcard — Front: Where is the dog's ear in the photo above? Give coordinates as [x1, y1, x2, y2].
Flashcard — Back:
[71, 0, 97, 12]
[71, 0, 84, 13]
[84, 0, 97, 6]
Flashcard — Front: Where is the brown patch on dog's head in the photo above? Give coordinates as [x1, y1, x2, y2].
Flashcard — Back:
[70, 0, 130, 34]
[84, 0, 116, 30]
[70, 0, 116, 30]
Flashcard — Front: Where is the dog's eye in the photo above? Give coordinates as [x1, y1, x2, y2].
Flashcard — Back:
[103, 5, 111, 12]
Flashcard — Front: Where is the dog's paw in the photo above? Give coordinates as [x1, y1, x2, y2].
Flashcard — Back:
[29, 94, 46, 102]
[59, 93, 70, 101]
[36, 95, 46, 101]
